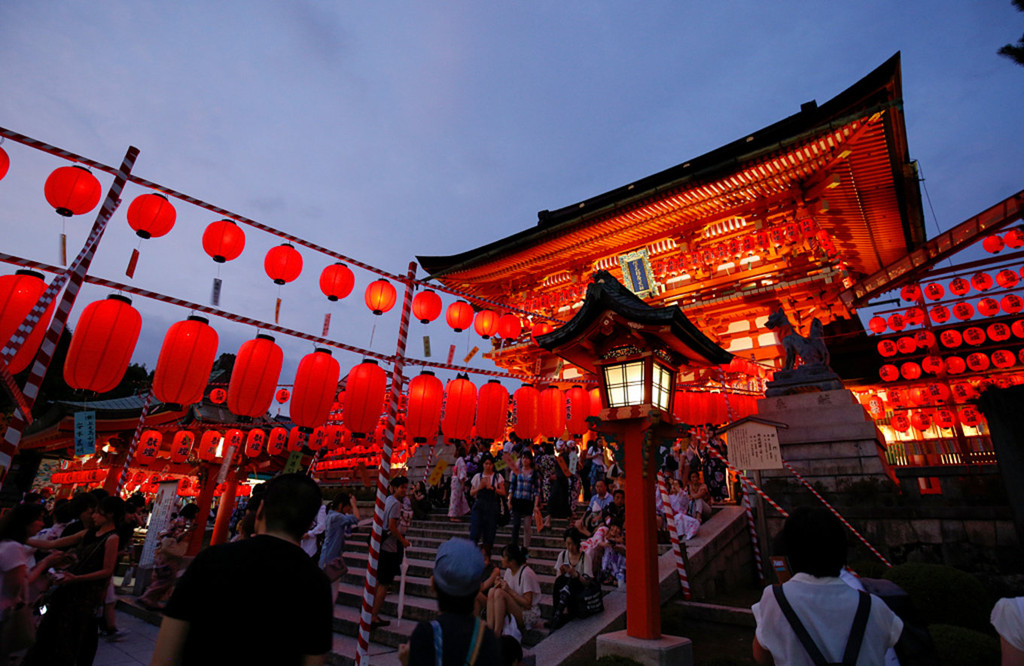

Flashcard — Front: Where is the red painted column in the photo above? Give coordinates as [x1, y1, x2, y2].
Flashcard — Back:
[623, 421, 661, 639]
[209, 469, 238, 546]
[187, 469, 217, 556]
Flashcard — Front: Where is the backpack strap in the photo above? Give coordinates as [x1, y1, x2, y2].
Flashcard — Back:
[772, 585, 873, 666]
[431, 620, 443, 666]
[841, 591, 872, 666]
[465, 617, 485, 666]
[772, 585, 829, 666]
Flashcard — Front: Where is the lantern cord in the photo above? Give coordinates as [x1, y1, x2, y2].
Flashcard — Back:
[368, 323, 376, 350]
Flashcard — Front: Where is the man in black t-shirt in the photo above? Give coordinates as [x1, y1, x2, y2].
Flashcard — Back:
[150, 474, 333, 665]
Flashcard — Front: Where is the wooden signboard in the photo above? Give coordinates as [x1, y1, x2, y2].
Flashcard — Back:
[724, 420, 783, 470]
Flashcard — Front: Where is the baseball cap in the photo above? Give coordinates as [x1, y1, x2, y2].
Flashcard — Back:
[433, 538, 485, 597]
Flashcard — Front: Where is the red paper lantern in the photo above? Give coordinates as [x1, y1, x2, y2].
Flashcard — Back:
[891, 414, 911, 432]
[887, 313, 906, 332]
[1006, 229, 1024, 248]
[921, 355, 945, 375]
[900, 362, 922, 380]
[209, 387, 227, 404]
[952, 302, 975, 321]
[923, 283, 945, 301]
[319, 263, 354, 301]
[264, 244, 303, 285]
[1003, 295, 1024, 315]
[988, 323, 1011, 342]
[290, 348, 340, 432]
[446, 301, 474, 332]
[0, 270, 57, 375]
[590, 388, 603, 416]
[44, 165, 102, 217]
[63, 295, 141, 393]
[538, 386, 567, 439]
[934, 409, 955, 429]
[983, 235, 1005, 253]
[276, 388, 290, 403]
[900, 284, 921, 301]
[136, 430, 162, 465]
[153, 316, 219, 408]
[992, 349, 1016, 369]
[126, 193, 176, 239]
[309, 427, 327, 452]
[904, 308, 925, 326]
[978, 298, 1000, 317]
[198, 430, 222, 462]
[865, 394, 885, 419]
[244, 429, 265, 458]
[868, 317, 887, 334]
[959, 407, 982, 427]
[909, 387, 930, 406]
[266, 427, 288, 456]
[925, 382, 950, 403]
[997, 269, 1020, 289]
[913, 330, 936, 350]
[896, 337, 917, 355]
[939, 329, 962, 348]
[1014, 321, 1024, 338]
[287, 428, 306, 452]
[473, 310, 500, 339]
[342, 360, 387, 437]
[909, 411, 931, 431]
[227, 335, 283, 418]
[879, 364, 899, 382]
[442, 376, 477, 441]
[945, 356, 967, 374]
[223, 428, 244, 457]
[963, 327, 986, 346]
[929, 305, 950, 324]
[949, 277, 971, 296]
[565, 385, 591, 435]
[950, 381, 974, 403]
[170, 431, 194, 463]
[497, 314, 523, 340]
[406, 371, 444, 443]
[513, 384, 541, 440]
[966, 352, 990, 372]
[412, 290, 443, 324]
[532, 322, 555, 340]
[202, 220, 246, 263]
[0, 146, 8, 181]
[971, 272, 994, 291]
[476, 380, 510, 442]
[327, 426, 347, 451]
[363, 279, 397, 315]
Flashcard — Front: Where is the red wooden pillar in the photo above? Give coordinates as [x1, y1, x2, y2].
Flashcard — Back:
[621, 421, 661, 640]
[102, 453, 129, 495]
[210, 469, 238, 546]
[187, 468, 217, 556]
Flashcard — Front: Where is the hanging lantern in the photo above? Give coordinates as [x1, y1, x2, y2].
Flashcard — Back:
[971, 272, 994, 291]
[929, 305, 950, 324]
[473, 310, 499, 339]
[342, 360, 387, 437]
[244, 429, 265, 458]
[900, 284, 921, 301]
[988, 323, 1012, 342]
[276, 388, 290, 403]
[209, 387, 227, 404]
[896, 337, 917, 355]
[227, 335, 283, 418]
[0, 145, 8, 181]
[996, 269, 1020, 289]
[899, 362, 922, 380]
[538, 386, 566, 439]
[224, 428, 244, 457]
[925, 382, 950, 403]
[992, 349, 1016, 369]
[446, 301, 474, 332]
[565, 385, 591, 435]
[532, 322, 555, 340]
[406, 371, 444, 443]
[952, 302, 974, 321]
[1014, 321, 1024, 338]
[126, 193, 176, 239]
[44, 165, 102, 217]
[886, 313, 906, 332]
[412, 290, 442, 324]
[922, 283, 945, 301]
[909, 387, 930, 406]
[474, 380, 508, 441]
[202, 220, 246, 263]
[309, 427, 327, 452]
[983, 235, 1005, 253]
[949, 277, 971, 296]
[939, 329, 963, 348]
[365, 279, 397, 315]
[590, 387, 603, 417]
[136, 430, 163, 465]
[910, 411, 932, 431]
[978, 298, 1000, 317]
[1003, 294, 1024, 315]
[319, 263, 355, 301]
[921, 355, 945, 375]
[198, 430, 222, 462]
[287, 428, 306, 452]
[879, 364, 899, 382]
[63, 295, 141, 393]
[264, 244, 303, 285]
[904, 308, 925, 326]
[891, 413, 911, 432]
[963, 327, 986, 346]
[934, 408, 956, 429]
[267, 427, 288, 456]
[170, 431, 194, 464]
[966, 352, 990, 372]
[327, 425, 347, 451]
[913, 330, 936, 350]
[959, 407, 982, 428]
[290, 349, 340, 433]
[946, 356, 967, 374]
[441, 375, 477, 441]
[865, 394, 885, 419]
[497, 314, 523, 340]
[512, 384, 540, 440]
[153, 316, 219, 408]
[868, 316, 887, 334]
[950, 381, 974, 403]
[1006, 229, 1024, 248]
[0, 270, 57, 375]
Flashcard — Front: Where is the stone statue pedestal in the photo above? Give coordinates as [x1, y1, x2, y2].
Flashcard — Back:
[764, 364, 844, 397]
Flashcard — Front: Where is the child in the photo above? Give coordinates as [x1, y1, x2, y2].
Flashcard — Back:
[599, 524, 627, 587]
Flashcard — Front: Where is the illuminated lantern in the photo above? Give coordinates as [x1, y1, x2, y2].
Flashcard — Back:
[1003, 295, 1024, 315]
[267, 427, 288, 456]
[911, 411, 932, 431]
[590, 388, 602, 417]
[909, 387, 930, 406]
[900, 284, 920, 301]
[971, 272, 993, 291]
[913, 330, 935, 350]
[978, 298, 1000, 317]
[342, 360, 387, 437]
[309, 427, 327, 452]
[891, 414, 911, 432]
[565, 385, 591, 435]
[202, 220, 246, 263]
[289, 349, 340, 433]
[276, 388, 290, 403]
[949, 277, 971, 296]
[1015, 321, 1024, 338]
[900, 362, 922, 380]
[153, 316, 219, 408]
[997, 269, 1020, 289]
[412, 290, 442, 324]
[473, 310, 500, 339]
[921, 355, 945, 375]
[868, 317, 887, 334]
[441, 375, 477, 441]
[320, 263, 355, 301]
[939, 329, 963, 348]
[950, 381, 974, 403]
[63, 295, 141, 393]
[170, 431, 194, 463]
[532, 322, 555, 340]
[952, 302, 974, 321]
[1006, 229, 1024, 248]
[405, 371, 444, 443]
[865, 394, 885, 419]
[44, 165, 102, 217]
[904, 308, 925, 326]
[227, 335, 283, 418]
[0, 270, 57, 375]
[287, 428, 306, 452]
[886, 390, 903, 410]
[988, 323, 1011, 342]
[327, 426, 347, 451]
[983, 235, 1005, 253]
[959, 407, 982, 427]
[209, 388, 227, 404]
[992, 349, 1016, 369]
[223, 429, 244, 457]
[244, 429, 265, 457]
[896, 337, 917, 355]
[963, 327, 986, 346]
[513, 384, 541, 440]
[136, 430, 162, 465]
[264, 244, 303, 285]
[198, 430, 222, 462]
[446, 301, 475, 332]
[476, 380, 510, 442]
[497, 314, 523, 340]
[966, 352, 990, 372]
[935, 409, 955, 429]
[0, 145, 8, 180]
[125, 193, 176, 241]
[886, 313, 906, 332]
[945, 356, 966, 374]
[538, 386, 566, 439]
[365, 279, 397, 315]
[923, 283, 945, 301]
[929, 305, 950, 324]
[879, 364, 899, 382]
[925, 382, 950, 403]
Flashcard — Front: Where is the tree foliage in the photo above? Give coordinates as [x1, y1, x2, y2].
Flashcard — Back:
[1000, 0, 1024, 66]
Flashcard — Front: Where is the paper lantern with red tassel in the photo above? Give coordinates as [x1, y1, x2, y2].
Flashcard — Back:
[497, 314, 523, 340]
[565, 385, 590, 436]
[978, 298, 1000, 317]
[929, 305, 950, 324]
[202, 220, 246, 263]
[153, 316, 219, 408]
[290, 348, 340, 432]
[959, 406, 982, 427]
[44, 165, 102, 217]
[227, 335, 283, 418]
[538, 386, 566, 439]
[446, 301, 474, 332]
[513, 384, 540, 440]
[442, 375, 477, 441]
[309, 427, 327, 451]
[320, 263, 354, 301]
[934, 409, 956, 429]
[923, 283, 945, 301]
[264, 244, 303, 285]
[900, 284, 921, 301]
[989, 323, 1012, 342]
[287, 428, 306, 452]
[63, 295, 142, 393]
[412, 290, 442, 324]
[365, 279, 396, 315]
[126, 193, 176, 239]
[473, 310, 499, 339]
[170, 431, 194, 464]
[879, 364, 899, 382]
[891, 414, 911, 432]
[342, 360, 387, 437]
[476, 380, 510, 441]
[0, 270, 57, 375]
[921, 355, 945, 375]
[406, 371, 444, 443]
[887, 313, 906, 332]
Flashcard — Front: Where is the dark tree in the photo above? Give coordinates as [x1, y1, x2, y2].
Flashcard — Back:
[999, 0, 1024, 66]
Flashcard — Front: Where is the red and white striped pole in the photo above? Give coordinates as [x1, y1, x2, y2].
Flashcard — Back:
[115, 392, 154, 495]
[422, 443, 435, 485]
[356, 262, 417, 666]
[656, 471, 691, 600]
[740, 478, 765, 585]
[0, 146, 139, 478]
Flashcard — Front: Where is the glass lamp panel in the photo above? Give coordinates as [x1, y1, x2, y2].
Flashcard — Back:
[603, 360, 646, 407]
[653, 363, 673, 411]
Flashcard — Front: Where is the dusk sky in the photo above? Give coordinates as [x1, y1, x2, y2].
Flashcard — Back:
[1, 2, 1021, 390]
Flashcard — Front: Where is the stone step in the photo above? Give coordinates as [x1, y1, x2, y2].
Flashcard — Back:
[346, 535, 566, 562]
[339, 566, 561, 597]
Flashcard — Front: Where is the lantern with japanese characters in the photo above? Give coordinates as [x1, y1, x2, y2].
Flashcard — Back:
[63, 295, 142, 393]
[476, 380, 510, 441]
[342, 360, 387, 437]
[198, 430, 222, 462]
[441, 375, 477, 441]
[405, 371, 444, 443]
[538, 386, 566, 439]
[290, 348, 340, 433]
[244, 429, 265, 458]
[565, 385, 591, 436]
[267, 427, 288, 456]
[153, 316, 219, 408]
[513, 384, 541, 440]
[170, 431, 194, 464]
[135, 430, 162, 465]
[227, 335, 283, 418]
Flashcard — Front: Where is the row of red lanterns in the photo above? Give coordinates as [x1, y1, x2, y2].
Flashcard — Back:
[889, 406, 984, 432]
[981, 229, 1024, 254]
[875, 322, 1024, 356]
[870, 294, 1024, 333]
[879, 349, 1023, 381]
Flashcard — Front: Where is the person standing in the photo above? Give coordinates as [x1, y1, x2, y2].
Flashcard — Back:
[371, 476, 411, 629]
[448, 446, 471, 522]
[320, 493, 360, 603]
[508, 453, 538, 549]
[469, 456, 505, 564]
[149, 474, 333, 665]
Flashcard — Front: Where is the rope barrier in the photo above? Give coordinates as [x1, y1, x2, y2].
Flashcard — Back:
[656, 471, 691, 600]
[117, 393, 153, 494]
[740, 479, 765, 585]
